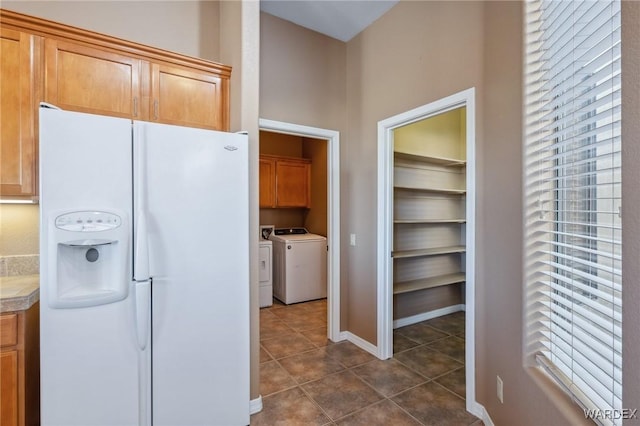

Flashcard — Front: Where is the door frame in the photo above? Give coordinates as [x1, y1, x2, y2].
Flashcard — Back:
[376, 88, 478, 413]
[258, 118, 341, 341]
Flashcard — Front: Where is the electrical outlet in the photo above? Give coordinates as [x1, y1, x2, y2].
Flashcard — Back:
[350, 233, 356, 246]
[497, 375, 504, 403]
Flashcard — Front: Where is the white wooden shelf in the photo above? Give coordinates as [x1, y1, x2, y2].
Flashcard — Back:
[394, 219, 466, 224]
[393, 272, 466, 295]
[394, 186, 466, 195]
[391, 106, 471, 326]
[392, 245, 466, 259]
[394, 151, 466, 167]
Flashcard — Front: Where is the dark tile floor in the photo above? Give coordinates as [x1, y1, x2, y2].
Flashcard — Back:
[252, 299, 482, 425]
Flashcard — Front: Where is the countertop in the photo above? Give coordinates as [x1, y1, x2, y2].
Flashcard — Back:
[0, 274, 39, 313]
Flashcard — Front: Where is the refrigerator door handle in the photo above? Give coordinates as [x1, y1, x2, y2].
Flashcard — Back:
[133, 122, 150, 282]
[134, 280, 151, 350]
[134, 211, 150, 281]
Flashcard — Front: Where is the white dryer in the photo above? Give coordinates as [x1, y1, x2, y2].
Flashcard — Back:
[259, 225, 274, 308]
[269, 228, 327, 304]
[258, 240, 273, 307]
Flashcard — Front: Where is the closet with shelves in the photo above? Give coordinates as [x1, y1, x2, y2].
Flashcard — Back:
[392, 107, 468, 324]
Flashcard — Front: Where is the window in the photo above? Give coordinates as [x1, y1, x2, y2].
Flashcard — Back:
[524, 0, 622, 423]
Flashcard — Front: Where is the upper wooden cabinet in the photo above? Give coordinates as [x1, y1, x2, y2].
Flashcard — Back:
[259, 155, 311, 208]
[151, 63, 226, 130]
[0, 9, 232, 200]
[44, 39, 142, 119]
[44, 42, 229, 130]
[0, 28, 42, 200]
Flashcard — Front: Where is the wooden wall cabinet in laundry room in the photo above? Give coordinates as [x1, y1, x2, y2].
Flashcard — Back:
[0, 28, 42, 200]
[259, 155, 311, 208]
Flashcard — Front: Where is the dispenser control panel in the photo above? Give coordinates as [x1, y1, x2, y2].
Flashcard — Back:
[55, 211, 122, 232]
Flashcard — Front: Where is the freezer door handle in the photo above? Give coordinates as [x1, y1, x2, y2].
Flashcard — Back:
[134, 280, 151, 350]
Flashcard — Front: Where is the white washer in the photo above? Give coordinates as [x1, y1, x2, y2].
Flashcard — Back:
[269, 228, 327, 304]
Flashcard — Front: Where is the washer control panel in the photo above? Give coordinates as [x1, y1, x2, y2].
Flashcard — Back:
[55, 211, 122, 232]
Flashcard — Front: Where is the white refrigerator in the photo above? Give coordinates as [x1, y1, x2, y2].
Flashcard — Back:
[39, 106, 250, 426]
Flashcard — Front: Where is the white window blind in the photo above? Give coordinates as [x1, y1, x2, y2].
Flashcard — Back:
[524, 0, 622, 423]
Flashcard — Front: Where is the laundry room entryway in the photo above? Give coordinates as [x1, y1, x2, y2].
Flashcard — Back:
[257, 119, 341, 341]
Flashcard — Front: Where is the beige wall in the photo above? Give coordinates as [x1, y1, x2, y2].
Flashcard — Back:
[0, 205, 39, 256]
[261, 0, 640, 424]
[394, 107, 466, 160]
[345, 0, 483, 344]
[218, 0, 261, 404]
[1, 1, 220, 60]
[260, 12, 347, 132]
[302, 137, 328, 237]
[259, 11, 347, 325]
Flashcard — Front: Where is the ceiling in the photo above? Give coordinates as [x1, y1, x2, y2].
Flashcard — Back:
[260, 0, 399, 42]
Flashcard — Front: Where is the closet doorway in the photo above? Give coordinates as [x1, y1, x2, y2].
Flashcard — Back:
[376, 89, 478, 414]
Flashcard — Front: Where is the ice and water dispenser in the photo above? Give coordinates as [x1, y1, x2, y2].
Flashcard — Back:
[47, 210, 128, 308]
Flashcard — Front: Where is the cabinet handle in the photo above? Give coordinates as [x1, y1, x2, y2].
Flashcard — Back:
[133, 97, 138, 117]
[153, 100, 159, 120]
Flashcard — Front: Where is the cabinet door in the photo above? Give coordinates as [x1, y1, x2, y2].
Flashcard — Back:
[0, 29, 41, 199]
[0, 350, 18, 426]
[276, 160, 310, 208]
[259, 158, 276, 208]
[150, 63, 227, 130]
[45, 39, 142, 119]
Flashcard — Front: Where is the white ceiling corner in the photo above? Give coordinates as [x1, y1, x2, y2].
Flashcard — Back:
[260, 0, 399, 42]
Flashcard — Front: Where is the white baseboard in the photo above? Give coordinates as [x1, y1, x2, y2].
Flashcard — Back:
[468, 401, 495, 426]
[481, 405, 495, 426]
[393, 304, 465, 329]
[332, 331, 347, 343]
[249, 395, 263, 415]
[339, 331, 379, 357]
[338, 304, 466, 359]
